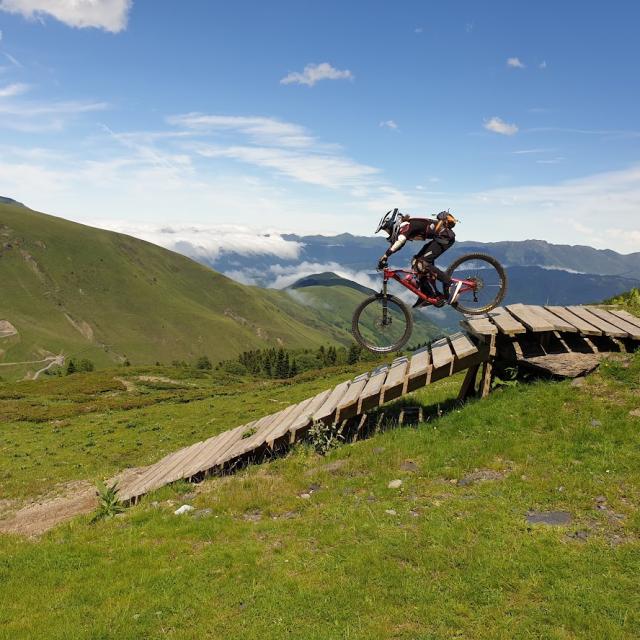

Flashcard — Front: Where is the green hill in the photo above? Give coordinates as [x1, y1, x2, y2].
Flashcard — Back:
[0, 203, 358, 376]
[285, 272, 441, 347]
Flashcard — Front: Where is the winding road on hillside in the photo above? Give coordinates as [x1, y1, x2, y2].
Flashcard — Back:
[0, 355, 65, 379]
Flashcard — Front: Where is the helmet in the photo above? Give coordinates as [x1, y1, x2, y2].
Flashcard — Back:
[437, 211, 458, 228]
[375, 208, 405, 243]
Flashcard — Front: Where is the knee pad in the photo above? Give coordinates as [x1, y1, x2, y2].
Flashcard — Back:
[411, 256, 433, 275]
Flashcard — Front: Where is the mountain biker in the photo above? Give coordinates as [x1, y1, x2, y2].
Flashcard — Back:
[375, 208, 462, 307]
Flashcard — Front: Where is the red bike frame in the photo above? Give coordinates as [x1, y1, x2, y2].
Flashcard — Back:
[381, 267, 477, 306]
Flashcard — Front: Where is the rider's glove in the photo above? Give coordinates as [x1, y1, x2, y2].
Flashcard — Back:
[377, 255, 388, 270]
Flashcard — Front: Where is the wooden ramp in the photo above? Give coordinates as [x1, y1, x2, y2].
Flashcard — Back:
[117, 332, 486, 503]
[115, 305, 639, 504]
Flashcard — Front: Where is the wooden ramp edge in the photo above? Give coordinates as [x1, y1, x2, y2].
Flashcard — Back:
[114, 304, 640, 505]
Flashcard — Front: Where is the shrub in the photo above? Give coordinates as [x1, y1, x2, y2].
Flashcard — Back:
[196, 355, 213, 370]
[308, 419, 345, 455]
[91, 482, 124, 523]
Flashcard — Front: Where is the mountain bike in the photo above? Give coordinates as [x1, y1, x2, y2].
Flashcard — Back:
[351, 253, 507, 353]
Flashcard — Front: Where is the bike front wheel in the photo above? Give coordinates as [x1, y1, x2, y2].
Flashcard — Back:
[351, 294, 413, 353]
[446, 253, 507, 315]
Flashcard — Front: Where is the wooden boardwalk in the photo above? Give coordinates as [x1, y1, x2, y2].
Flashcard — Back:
[116, 305, 640, 504]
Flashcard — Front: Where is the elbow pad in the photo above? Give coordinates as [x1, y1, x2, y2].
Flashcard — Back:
[387, 235, 407, 255]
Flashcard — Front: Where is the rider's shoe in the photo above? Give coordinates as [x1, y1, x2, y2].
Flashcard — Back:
[412, 297, 429, 309]
[447, 281, 463, 305]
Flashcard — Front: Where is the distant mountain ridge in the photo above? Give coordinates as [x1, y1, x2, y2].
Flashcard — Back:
[290, 271, 374, 295]
[0, 196, 24, 207]
[274, 234, 640, 278]
[200, 234, 640, 311]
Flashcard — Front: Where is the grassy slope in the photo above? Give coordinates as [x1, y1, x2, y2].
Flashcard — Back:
[0, 203, 354, 373]
[0, 362, 383, 501]
[0, 353, 639, 638]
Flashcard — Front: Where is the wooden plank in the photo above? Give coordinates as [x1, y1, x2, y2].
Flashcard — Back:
[404, 346, 431, 393]
[182, 423, 252, 478]
[134, 440, 205, 498]
[506, 304, 554, 332]
[381, 357, 409, 403]
[358, 366, 389, 413]
[265, 396, 316, 447]
[312, 379, 351, 425]
[448, 332, 478, 359]
[223, 406, 296, 461]
[609, 309, 640, 331]
[520, 305, 577, 333]
[586, 307, 640, 340]
[486, 307, 526, 335]
[335, 372, 370, 421]
[288, 388, 333, 443]
[461, 315, 498, 337]
[567, 306, 628, 338]
[430, 337, 454, 372]
[119, 442, 200, 501]
[544, 306, 602, 336]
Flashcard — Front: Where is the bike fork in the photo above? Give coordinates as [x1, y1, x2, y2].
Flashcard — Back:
[381, 278, 389, 325]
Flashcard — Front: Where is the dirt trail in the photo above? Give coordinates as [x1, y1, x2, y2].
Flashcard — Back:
[33, 355, 64, 380]
[0, 467, 147, 537]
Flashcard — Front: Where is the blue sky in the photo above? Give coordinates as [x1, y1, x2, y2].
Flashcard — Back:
[0, 0, 639, 253]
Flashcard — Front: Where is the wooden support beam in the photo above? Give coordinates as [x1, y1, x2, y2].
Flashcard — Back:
[479, 359, 494, 398]
[458, 364, 479, 402]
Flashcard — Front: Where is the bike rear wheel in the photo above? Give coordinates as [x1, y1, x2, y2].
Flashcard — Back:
[351, 294, 413, 353]
[446, 253, 507, 315]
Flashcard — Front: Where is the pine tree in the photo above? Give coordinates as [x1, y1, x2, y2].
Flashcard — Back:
[347, 343, 360, 364]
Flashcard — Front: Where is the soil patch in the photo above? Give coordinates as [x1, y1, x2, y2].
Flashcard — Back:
[457, 468, 507, 487]
[0, 320, 18, 338]
[0, 467, 146, 537]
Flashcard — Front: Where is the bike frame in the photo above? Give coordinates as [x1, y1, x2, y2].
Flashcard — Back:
[381, 267, 477, 305]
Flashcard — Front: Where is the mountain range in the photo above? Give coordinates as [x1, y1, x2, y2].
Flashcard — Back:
[203, 232, 640, 310]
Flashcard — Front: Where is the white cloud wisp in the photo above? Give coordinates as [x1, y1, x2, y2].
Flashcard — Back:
[0, 0, 132, 32]
[280, 62, 353, 87]
[506, 57, 525, 69]
[484, 116, 519, 136]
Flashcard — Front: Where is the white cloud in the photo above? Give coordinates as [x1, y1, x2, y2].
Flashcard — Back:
[0, 0, 132, 33]
[379, 120, 398, 130]
[0, 81, 28, 97]
[469, 164, 640, 252]
[194, 144, 379, 188]
[0, 94, 108, 131]
[536, 157, 565, 164]
[94, 221, 305, 262]
[512, 148, 550, 155]
[506, 57, 525, 69]
[2, 51, 22, 67]
[167, 113, 315, 148]
[280, 62, 353, 87]
[484, 116, 518, 136]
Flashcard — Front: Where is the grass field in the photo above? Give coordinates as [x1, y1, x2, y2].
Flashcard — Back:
[0, 350, 638, 638]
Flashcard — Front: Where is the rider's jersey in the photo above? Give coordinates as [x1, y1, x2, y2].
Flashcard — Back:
[398, 218, 455, 243]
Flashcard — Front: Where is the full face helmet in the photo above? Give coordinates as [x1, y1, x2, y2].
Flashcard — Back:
[375, 208, 402, 243]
